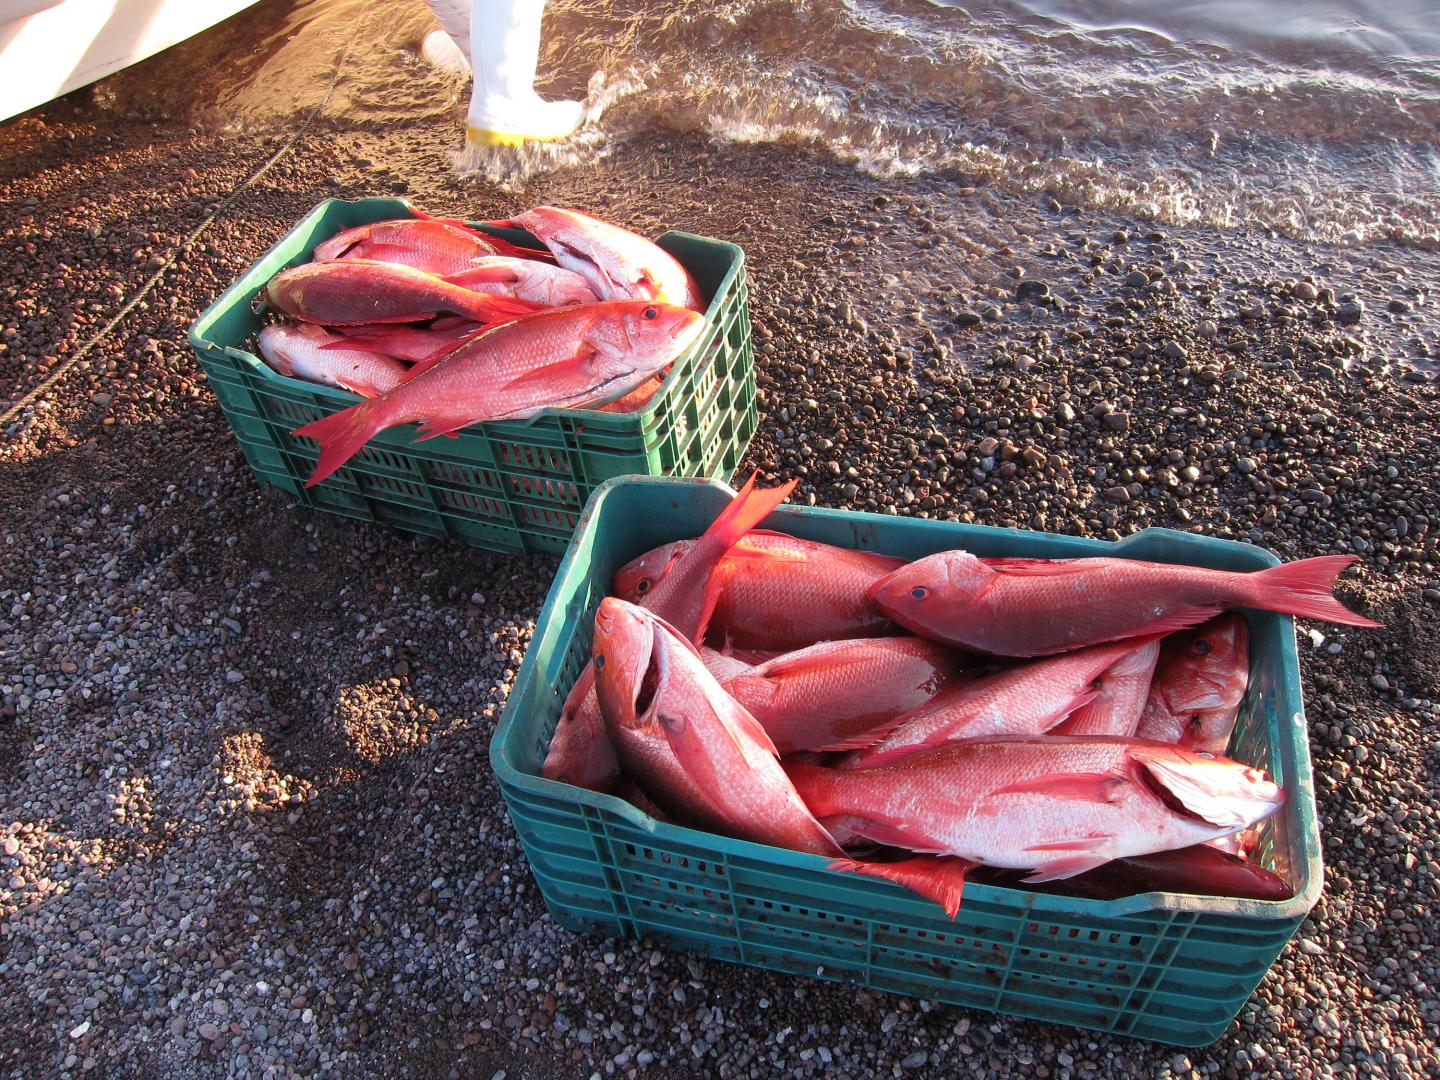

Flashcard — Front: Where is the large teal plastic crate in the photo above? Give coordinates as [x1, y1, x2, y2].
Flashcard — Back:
[187, 199, 756, 554]
[490, 477, 1324, 1046]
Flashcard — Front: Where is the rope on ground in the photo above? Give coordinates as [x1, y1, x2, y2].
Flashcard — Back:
[0, 5, 376, 430]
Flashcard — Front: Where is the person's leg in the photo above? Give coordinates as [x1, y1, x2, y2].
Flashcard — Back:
[422, 0, 473, 69]
[465, 0, 582, 145]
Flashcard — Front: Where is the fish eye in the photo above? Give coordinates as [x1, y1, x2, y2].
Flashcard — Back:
[642, 306, 659, 320]
[594, 655, 605, 670]
[635, 578, 651, 594]
[911, 586, 928, 600]
[1191, 638, 1211, 655]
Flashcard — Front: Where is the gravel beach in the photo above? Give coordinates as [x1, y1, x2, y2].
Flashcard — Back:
[3, 45, 1439, 1080]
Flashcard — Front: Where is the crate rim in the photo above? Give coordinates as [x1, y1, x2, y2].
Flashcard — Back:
[489, 473, 1325, 924]
[185, 196, 747, 427]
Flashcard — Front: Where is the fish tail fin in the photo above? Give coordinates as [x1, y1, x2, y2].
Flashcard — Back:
[1249, 555, 1381, 627]
[828, 855, 973, 919]
[460, 292, 548, 323]
[291, 400, 385, 488]
[707, 472, 800, 550]
[695, 473, 799, 639]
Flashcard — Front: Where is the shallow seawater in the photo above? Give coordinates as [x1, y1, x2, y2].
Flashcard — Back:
[81, 0, 1440, 247]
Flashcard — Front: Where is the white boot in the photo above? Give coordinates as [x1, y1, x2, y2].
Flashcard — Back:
[466, 0, 582, 146]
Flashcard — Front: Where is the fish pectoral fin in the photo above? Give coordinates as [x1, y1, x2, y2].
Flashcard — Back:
[1107, 605, 1229, 643]
[654, 708, 726, 794]
[704, 693, 781, 758]
[1041, 683, 1102, 733]
[1022, 834, 1116, 881]
[812, 711, 916, 753]
[828, 855, 974, 919]
[991, 772, 1131, 804]
[1024, 853, 1116, 883]
[445, 264, 522, 286]
[750, 644, 867, 681]
[500, 345, 601, 392]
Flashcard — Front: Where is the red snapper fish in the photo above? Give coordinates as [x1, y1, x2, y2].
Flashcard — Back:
[871, 551, 1379, 656]
[291, 301, 703, 488]
[1135, 615, 1250, 753]
[640, 478, 799, 644]
[1051, 637, 1162, 738]
[787, 735, 1285, 880]
[504, 206, 705, 311]
[848, 637, 1161, 768]
[591, 599, 977, 918]
[257, 323, 410, 398]
[261, 260, 544, 326]
[721, 637, 968, 754]
[540, 475, 797, 791]
[313, 217, 501, 275]
[446, 258, 601, 307]
[591, 598, 841, 854]
[614, 531, 904, 651]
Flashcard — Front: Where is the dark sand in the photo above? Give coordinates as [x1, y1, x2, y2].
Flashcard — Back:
[2, 53, 1438, 1080]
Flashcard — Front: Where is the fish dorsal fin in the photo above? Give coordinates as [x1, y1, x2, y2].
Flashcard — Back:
[983, 557, 1096, 576]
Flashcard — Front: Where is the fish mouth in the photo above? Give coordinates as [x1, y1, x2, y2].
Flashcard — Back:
[669, 313, 705, 345]
[634, 640, 662, 718]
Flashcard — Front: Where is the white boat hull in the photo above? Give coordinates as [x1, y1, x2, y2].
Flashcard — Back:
[0, 0, 262, 122]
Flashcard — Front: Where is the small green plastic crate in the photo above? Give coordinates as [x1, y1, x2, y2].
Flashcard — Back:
[490, 477, 1324, 1047]
[186, 199, 756, 554]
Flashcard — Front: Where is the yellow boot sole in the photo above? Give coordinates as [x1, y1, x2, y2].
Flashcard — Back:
[466, 125, 572, 147]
